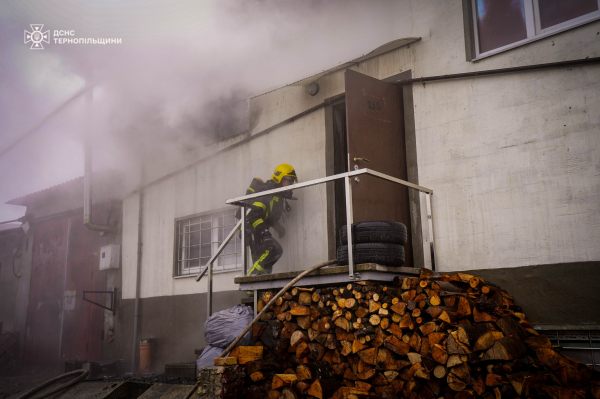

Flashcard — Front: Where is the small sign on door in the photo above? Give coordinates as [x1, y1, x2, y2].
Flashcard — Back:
[64, 290, 76, 311]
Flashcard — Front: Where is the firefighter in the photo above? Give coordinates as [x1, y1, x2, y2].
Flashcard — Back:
[243, 164, 298, 276]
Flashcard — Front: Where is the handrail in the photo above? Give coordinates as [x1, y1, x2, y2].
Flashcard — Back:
[194, 216, 244, 283]
[226, 169, 432, 205]
[195, 168, 435, 316]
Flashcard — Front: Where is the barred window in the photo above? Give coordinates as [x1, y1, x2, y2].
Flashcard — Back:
[174, 209, 242, 277]
[466, 0, 600, 60]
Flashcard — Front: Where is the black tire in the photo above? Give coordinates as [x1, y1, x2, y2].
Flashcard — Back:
[337, 243, 405, 267]
[340, 221, 407, 246]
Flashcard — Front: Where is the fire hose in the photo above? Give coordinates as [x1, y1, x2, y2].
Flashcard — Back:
[15, 369, 90, 399]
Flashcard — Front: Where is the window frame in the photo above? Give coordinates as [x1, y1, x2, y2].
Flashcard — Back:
[468, 0, 600, 61]
[172, 207, 242, 279]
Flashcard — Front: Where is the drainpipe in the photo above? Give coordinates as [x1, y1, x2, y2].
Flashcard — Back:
[83, 88, 116, 234]
[131, 182, 144, 373]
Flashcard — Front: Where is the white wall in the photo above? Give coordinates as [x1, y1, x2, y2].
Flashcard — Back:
[122, 1, 600, 298]
[122, 110, 328, 299]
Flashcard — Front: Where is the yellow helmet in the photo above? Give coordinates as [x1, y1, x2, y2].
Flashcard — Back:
[272, 164, 298, 184]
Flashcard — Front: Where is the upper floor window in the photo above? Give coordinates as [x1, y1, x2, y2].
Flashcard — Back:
[174, 209, 242, 277]
[466, 0, 600, 60]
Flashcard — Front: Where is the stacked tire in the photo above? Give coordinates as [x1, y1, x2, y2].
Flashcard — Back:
[336, 221, 407, 267]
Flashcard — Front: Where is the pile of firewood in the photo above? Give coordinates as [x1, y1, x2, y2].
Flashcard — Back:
[229, 269, 599, 399]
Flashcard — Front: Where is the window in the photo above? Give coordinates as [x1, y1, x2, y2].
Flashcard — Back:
[466, 0, 600, 60]
[174, 209, 242, 277]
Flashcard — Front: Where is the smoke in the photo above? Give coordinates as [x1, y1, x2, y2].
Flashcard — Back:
[0, 0, 406, 220]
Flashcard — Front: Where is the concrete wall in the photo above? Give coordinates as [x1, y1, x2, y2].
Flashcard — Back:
[106, 291, 247, 373]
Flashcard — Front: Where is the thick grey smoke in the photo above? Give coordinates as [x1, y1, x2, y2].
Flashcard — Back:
[0, 0, 406, 220]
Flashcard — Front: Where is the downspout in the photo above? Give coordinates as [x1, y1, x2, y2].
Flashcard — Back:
[131, 183, 144, 373]
[83, 87, 116, 234]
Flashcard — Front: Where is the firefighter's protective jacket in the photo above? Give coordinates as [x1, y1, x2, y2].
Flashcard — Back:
[245, 178, 285, 233]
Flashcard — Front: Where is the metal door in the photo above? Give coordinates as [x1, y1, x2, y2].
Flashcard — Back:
[345, 69, 412, 266]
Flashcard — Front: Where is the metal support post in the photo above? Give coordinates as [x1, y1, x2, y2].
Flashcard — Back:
[425, 193, 436, 271]
[241, 205, 247, 276]
[253, 290, 258, 317]
[207, 262, 213, 316]
[344, 176, 355, 278]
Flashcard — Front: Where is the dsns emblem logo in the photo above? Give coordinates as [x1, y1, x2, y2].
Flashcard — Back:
[24, 24, 49, 49]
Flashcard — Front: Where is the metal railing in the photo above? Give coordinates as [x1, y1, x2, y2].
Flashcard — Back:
[196, 168, 435, 316]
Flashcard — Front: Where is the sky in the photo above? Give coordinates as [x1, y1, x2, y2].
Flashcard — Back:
[0, 0, 407, 223]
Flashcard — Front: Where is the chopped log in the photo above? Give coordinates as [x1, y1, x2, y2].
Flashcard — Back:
[289, 303, 310, 316]
[332, 309, 343, 321]
[280, 388, 298, 399]
[341, 340, 353, 356]
[391, 313, 401, 323]
[447, 372, 467, 392]
[369, 300, 381, 313]
[472, 308, 496, 323]
[419, 322, 437, 336]
[387, 323, 403, 339]
[524, 335, 552, 350]
[357, 348, 378, 365]
[495, 315, 527, 340]
[408, 332, 422, 352]
[446, 354, 463, 368]
[336, 327, 355, 341]
[214, 357, 237, 366]
[427, 332, 446, 346]
[260, 327, 276, 350]
[308, 342, 327, 361]
[316, 317, 333, 332]
[449, 363, 470, 385]
[369, 314, 381, 326]
[308, 328, 321, 341]
[420, 336, 431, 358]
[472, 331, 496, 352]
[447, 334, 469, 355]
[299, 291, 313, 306]
[260, 312, 274, 321]
[431, 344, 448, 364]
[390, 302, 407, 315]
[383, 335, 410, 356]
[230, 346, 263, 364]
[325, 333, 337, 350]
[296, 362, 333, 380]
[296, 316, 311, 330]
[482, 336, 526, 361]
[267, 389, 281, 399]
[485, 373, 506, 386]
[433, 365, 446, 378]
[290, 330, 308, 347]
[331, 387, 370, 399]
[456, 297, 472, 318]
[398, 313, 414, 329]
[250, 371, 265, 382]
[308, 378, 343, 399]
[355, 306, 369, 319]
[380, 318, 390, 330]
[272, 374, 297, 389]
[407, 352, 422, 365]
[296, 341, 311, 359]
[352, 339, 368, 354]
[335, 317, 351, 332]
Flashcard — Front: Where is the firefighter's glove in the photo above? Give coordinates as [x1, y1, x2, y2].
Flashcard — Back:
[273, 223, 286, 239]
